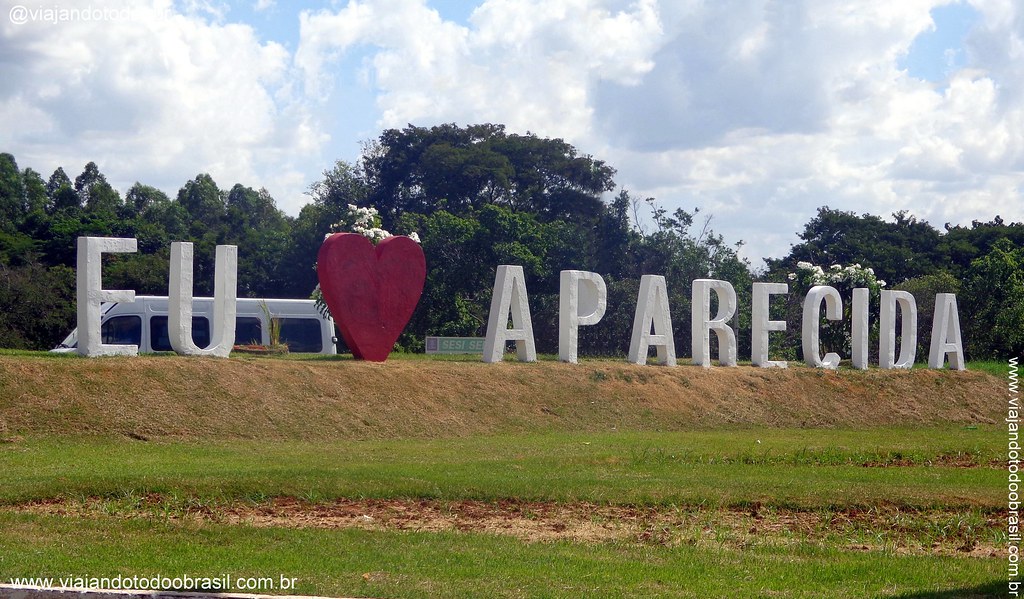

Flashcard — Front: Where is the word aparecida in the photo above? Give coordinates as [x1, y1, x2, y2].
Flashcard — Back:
[76, 236, 964, 369]
[484, 266, 965, 370]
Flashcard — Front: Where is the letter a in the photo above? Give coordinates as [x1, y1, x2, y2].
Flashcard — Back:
[483, 265, 537, 362]
[628, 275, 676, 366]
[928, 293, 964, 370]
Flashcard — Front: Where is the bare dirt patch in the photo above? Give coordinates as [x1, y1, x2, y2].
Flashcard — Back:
[13, 496, 1003, 558]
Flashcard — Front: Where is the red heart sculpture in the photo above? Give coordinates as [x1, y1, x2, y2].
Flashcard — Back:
[317, 233, 426, 362]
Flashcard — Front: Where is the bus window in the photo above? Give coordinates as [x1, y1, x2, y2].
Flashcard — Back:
[279, 318, 322, 352]
[101, 315, 142, 346]
[235, 317, 262, 346]
[149, 316, 210, 351]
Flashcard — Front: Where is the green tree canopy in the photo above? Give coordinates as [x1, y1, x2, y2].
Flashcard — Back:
[362, 123, 617, 227]
[767, 207, 944, 285]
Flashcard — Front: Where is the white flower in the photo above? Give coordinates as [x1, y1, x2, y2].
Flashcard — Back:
[787, 273, 796, 280]
[363, 227, 391, 243]
[831, 264, 842, 270]
[796, 261, 812, 270]
[878, 280, 887, 287]
[408, 232, 421, 243]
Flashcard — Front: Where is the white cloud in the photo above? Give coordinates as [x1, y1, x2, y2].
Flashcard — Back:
[595, 0, 1024, 261]
[2, 0, 1022, 263]
[0, 0, 324, 213]
[291, 0, 1024, 261]
[296, 0, 662, 137]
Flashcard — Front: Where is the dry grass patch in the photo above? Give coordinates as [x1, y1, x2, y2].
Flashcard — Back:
[12, 496, 1003, 559]
[0, 355, 1002, 440]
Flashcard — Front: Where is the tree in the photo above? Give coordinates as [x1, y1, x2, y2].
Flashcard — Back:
[224, 185, 293, 297]
[959, 239, 1024, 359]
[46, 167, 79, 214]
[125, 183, 170, 215]
[767, 207, 944, 285]
[22, 168, 48, 216]
[362, 123, 617, 227]
[940, 217, 1024, 277]
[177, 173, 225, 234]
[0, 259, 76, 349]
[69, 162, 122, 221]
[0, 153, 26, 233]
[175, 174, 225, 294]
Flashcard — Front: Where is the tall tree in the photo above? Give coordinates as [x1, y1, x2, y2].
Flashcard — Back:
[362, 123, 617, 227]
[940, 216, 1024, 276]
[0, 153, 25, 233]
[767, 207, 943, 285]
[177, 173, 225, 234]
[960, 239, 1024, 359]
[74, 162, 122, 217]
[46, 167, 79, 215]
[224, 184, 293, 297]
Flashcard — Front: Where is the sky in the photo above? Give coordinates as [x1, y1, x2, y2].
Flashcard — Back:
[1, 0, 1022, 265]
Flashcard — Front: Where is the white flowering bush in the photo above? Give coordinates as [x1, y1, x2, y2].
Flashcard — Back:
[782, 260, 885, 363]
[324, 204, 421, 245]
[789, 261, 885, 292]
[313, 203, 421, 318]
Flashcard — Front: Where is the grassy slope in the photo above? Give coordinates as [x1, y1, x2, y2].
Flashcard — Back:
[0, 353, 1005, 440]
[0, 353, 1010, 598]
[0, 429, 1005, 508]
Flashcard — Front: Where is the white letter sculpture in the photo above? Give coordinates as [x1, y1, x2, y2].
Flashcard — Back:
[929, 293, 965, 370]
[483, 265, 537, 362]
[558, 270, 607, 363]
[751, 282, 787, 368]
[76, 236, 138, 357]
[628, 275, 676, 366]
[691, 279, 737, 367]
[168, 242, 238, 357]
[880, 290, 917, 369]
[851, 288, 869, 370]
[802, 286, 842, 369]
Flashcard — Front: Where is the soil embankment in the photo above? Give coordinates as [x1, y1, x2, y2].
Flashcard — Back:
[0, 355, 1003, 440]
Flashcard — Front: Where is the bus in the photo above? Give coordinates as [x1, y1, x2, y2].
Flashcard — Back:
[52, 296, 338, 355]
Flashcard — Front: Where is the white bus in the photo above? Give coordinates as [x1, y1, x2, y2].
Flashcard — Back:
[53, 296, 338, 355]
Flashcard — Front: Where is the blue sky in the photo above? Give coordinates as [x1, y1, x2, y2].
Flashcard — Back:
[900, 2, 977, 83]
[2, 0, 1021, 263]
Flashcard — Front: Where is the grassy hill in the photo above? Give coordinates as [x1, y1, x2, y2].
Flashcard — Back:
[0, 352, 1003, 440]
[0, 352, 1010, 597]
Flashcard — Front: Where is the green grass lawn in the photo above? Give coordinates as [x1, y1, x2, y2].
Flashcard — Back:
[0, 426, 1009, 598]
[0, 427, 1004, 508]
[0, 512, 1004, 599]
